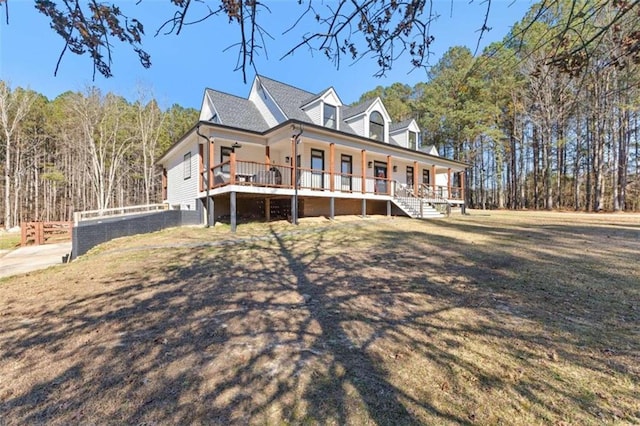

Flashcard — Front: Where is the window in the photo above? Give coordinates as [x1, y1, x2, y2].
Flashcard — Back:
[311, 149, 325, 189]
[406, 166, 414, 188]
[408, 131, 417, 150]
[369, 111, 384, 141]
[183, 152, 191, 179]
[422, 169, 430, 185]
[221, 146, 232, 173]
[324, 104, 337, 129]
[341, 154, 352, 191]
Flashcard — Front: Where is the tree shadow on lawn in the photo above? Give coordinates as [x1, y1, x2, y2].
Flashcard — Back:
[1, 218, 638, 424]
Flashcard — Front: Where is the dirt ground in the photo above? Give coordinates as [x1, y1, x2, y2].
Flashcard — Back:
[0, 211, 638, 425]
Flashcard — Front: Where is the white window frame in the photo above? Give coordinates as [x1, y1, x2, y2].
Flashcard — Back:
[323, 103, 337, 129]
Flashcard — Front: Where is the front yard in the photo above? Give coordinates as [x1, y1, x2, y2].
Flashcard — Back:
[0, 211, 638, 424]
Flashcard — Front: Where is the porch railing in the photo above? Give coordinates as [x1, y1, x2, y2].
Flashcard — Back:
[201, 159, 392, 195]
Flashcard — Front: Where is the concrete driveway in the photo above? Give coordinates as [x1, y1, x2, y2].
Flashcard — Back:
[0, 243, 72, 279]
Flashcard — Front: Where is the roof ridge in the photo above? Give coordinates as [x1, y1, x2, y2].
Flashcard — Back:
[206, 87, 250, 101]
[256, 74, 316, 96]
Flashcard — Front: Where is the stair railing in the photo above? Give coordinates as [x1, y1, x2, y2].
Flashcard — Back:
[392, 181, 424, 216]
[418, 183, 451, 216]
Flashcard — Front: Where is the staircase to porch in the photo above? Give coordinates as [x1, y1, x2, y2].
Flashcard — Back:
[392, 183, 451, 219]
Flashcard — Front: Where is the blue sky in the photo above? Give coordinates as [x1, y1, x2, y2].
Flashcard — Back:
[0, 0, 533, 109]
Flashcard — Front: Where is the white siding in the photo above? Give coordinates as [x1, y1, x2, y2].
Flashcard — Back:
[199, 98, 214, 121]
[166, 143, 200, 211]
[305, 101, 322, 125]
[436, 173, 448, 187]
[389, 131, 407, 148]
[322, 90, 341, 106]
[249, 84, 280, 127]
[346, 116, 365, 136]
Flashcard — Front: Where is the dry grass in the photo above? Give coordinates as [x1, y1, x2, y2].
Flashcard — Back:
[0, 233, 20, 250]
[0, 211, 638, 425]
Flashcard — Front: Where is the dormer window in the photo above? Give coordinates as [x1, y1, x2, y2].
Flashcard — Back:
[408, 131, 417, 150]
[324, 103, 337, 129]
[369, 111, 384, 141]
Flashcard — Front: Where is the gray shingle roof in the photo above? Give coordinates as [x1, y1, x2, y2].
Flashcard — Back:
[343, 98, 377, 120]
[206, 89, 269, 132]
[390, 118, 414, 132]
[300, 86, 343, 107]
[256, 76, 315, 122]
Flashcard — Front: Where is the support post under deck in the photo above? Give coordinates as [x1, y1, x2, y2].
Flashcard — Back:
[230, 192, 237, 232]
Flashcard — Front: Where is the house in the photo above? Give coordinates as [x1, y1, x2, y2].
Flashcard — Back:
[157, 75, 467, 230]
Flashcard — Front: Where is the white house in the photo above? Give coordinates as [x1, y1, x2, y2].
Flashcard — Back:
[157, 75, 467, 230]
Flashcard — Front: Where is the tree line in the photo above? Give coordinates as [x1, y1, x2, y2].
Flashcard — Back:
[0, 85, 197, 228]
[360, 1, 640, 211]
[2, 1, 639, 229]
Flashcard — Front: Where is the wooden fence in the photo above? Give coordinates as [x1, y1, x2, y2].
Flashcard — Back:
[21, 221, 73, 246]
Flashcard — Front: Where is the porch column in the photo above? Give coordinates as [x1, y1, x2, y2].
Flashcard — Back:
[386, 200, 391, 217]
[329, 143, 335, 192]
[431, 164, 437, 194]
[413, 161, 419, 192]
[230, 192, 237, 232]
[330, 197, 335, 219]
[265, 198, 271, 222]
[265, 146, 271, 168]
[291, 136, 299, 224]
[209, 139, 215, 189]
[230, 150, 237, 185]
[386, 155, 392, 195]
[362, 199, 366, 218]
[361, 150, 367, 194]
[447, 167, 452, 199]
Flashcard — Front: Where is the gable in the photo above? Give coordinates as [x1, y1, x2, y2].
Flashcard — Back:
[204, 89, 269, 132]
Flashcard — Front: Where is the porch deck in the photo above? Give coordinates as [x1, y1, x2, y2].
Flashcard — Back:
[195, 159, 464, 202]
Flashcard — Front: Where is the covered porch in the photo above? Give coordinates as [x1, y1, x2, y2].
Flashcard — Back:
[180, 132, 465, 230]
[191, 144, 465, 200]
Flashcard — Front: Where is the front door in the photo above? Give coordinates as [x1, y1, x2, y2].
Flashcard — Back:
[374, 162, 387, 194]
[406, 166, 414, 190]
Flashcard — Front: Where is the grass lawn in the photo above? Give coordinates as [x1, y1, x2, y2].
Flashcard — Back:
[0, 233, 20, 250]
[0, 211, 638, 425]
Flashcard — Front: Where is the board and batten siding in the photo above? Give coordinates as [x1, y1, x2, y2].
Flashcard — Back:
[166, 145, 200, 211]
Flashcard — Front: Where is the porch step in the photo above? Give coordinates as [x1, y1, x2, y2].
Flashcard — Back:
[392, 197, 445, 219]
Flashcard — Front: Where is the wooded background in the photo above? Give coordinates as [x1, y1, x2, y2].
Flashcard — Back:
[359, 2, 640, 212]
[1, 1, 639, 228]
[0, 86, 197, 228]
